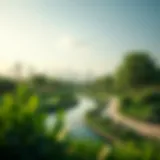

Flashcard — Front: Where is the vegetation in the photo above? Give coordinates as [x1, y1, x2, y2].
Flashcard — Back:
[1, 84, 160, 159]
[0, 84, 104, 160]
[86, 107, 160, 160]
[29, 74, 78, 113]
[85, 51, 160, 159]
[0, 77, 17, 95]
[0, 50, 160, 159]
[115, 51, 159, 91]
[88, 51, 160, 122]
[120, 88, 160, 123]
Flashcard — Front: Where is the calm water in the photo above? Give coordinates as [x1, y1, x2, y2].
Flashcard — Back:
[46, 97, 100, 140]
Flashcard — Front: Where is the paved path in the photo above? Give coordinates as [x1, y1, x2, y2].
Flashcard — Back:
[107, 97, 160, 139]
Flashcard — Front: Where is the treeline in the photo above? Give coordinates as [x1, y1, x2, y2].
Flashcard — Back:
[0, 77, 17, 95]
[88, 51, 160, 123]
[89, 51, 160, 93]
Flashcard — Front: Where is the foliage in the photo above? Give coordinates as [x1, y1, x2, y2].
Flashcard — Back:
[115, 51, 158, 90]
[120, 88, 160, 123]
[38, 90, 77, 113]
[31, 74, 48, 86]
[0, 85, 108, 160]
[94, 75, 115, 93]
[111, 141, 160, 160]
[1, 50, 160, 159]
[86, 108, 160, 160]
[0, 77, 16, 94]
[0, 85, 70, 159]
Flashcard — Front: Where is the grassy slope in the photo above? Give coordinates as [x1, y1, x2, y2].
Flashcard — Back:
[120, 88, 160, 123]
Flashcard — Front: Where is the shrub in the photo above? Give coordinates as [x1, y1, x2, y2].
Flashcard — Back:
[0, 85, 70, 159]
[120, 95, 134, 108]
[141, 91, 160, 105]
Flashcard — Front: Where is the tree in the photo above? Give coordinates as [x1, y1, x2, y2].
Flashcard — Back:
[155, 67, 160, 85]
[31, 74, 48, 86]
[0, 77, 16, 94]
[95, 75, 115, 93]
[115, 51, 158, 90]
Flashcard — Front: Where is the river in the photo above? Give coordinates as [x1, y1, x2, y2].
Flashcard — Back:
[45, 97, 101, 140]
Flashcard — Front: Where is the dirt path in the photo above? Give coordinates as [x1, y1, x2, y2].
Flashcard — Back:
[107, 97, 160, 139]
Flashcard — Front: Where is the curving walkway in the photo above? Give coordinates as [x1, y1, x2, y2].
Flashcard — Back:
[107, 97, 160, 140]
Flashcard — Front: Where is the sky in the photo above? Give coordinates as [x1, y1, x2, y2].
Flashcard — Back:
[0, 0, 159, 79]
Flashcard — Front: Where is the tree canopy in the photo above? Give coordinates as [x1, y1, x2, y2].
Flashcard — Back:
[115, 51, 158, 90]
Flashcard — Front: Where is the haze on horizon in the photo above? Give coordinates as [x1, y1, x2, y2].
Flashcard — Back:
[0, 0, 159, 80]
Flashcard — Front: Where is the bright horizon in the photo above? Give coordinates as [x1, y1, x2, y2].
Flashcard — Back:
[0, 0, 159, 79]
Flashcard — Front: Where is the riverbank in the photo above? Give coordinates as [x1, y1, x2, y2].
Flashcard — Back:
[36, 90, 78, 113]
[85, 112, 118, 145]
[39, 97, 78, 113]
[85, 98, 160, 159]
[84, 97, 117, 144]
[86, 96, 160, 140]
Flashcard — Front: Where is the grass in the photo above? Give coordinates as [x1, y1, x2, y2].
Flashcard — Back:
[86, 111, 142, 142]
[122, 104, 152, 122]
[86, 108, 160, 160]
[119, 88, 160, 123]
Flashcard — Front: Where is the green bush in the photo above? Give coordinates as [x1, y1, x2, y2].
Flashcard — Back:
[0, 78, 16, 95]
[137, 89, 160, 105]
[120, 95, 134, 108]
[0, 85, 70, 159]
[120, 89, 160, 123]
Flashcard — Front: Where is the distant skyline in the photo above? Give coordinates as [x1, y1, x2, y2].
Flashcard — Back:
[0, 0, 159, 79]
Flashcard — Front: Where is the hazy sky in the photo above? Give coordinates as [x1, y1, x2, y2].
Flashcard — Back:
[0, 0, 159, 78]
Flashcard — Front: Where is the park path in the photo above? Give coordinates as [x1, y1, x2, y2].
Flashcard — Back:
[107, 97, 160, 139]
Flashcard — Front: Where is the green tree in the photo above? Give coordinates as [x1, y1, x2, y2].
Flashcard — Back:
[115, 51, 158, 90]
[155, 68, 160, 85]
[95, 75, 115, 93]
[31, 74, 48, 86]
[0, 77, 16, 94]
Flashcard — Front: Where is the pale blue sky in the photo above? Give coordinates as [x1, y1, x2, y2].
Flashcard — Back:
[0, 0, 159, 78]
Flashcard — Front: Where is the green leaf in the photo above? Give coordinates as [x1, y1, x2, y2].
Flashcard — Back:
[2, 94, 13, 112]
[56, 109, 65, 121]
[52, 96, 60, 105]
[25, 95, 39, 113]
[16, 84, 28, 98]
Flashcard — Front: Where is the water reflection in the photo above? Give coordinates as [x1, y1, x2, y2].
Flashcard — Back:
[46, 97, 99, 139]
